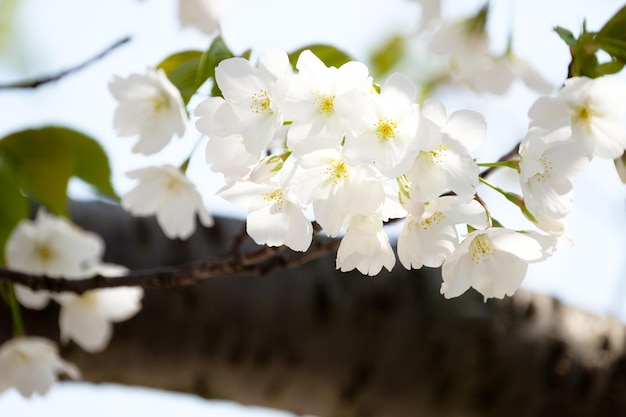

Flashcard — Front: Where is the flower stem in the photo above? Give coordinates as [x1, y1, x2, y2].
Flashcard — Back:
[2, 283, 26, 337]
[477, 160, 520, 170]
[479, 177, 536, 223]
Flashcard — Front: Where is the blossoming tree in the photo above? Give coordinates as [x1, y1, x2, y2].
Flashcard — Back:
[2, 0, 626, 415]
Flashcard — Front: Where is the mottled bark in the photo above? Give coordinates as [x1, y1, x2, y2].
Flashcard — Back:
[1, 201, 626, 417]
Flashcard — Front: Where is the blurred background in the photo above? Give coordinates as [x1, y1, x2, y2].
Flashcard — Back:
[1, 0, 626, 415]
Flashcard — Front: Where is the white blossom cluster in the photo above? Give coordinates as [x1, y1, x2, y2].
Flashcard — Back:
[101, 44, 626, 306]
[5, 0, 626, 401]
[1, 210, 143, 397]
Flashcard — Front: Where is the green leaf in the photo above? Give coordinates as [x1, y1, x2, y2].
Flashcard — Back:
[199, 36, 235, 98]
[593, 58, 625, 77]
[55, 128, 117, 199]
[158, 37, 235, 102]
[597, 5, 626, 42]
[0, 160, 29, 265]
[370, 35, 407, 78]
[0, 131, 72, 215]
[0, 127, 117, 215]
[598, 38, 626, 61]
[554, 26, 577, 47]
[288, 44, 353, 70]
[157, 50, 204, 104]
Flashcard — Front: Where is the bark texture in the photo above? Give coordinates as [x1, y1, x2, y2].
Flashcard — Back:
[1, 201, 626, 417]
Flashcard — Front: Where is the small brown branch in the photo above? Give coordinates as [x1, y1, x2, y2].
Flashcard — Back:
[0, 36, 131, 90]
[0, 234, 341, 294]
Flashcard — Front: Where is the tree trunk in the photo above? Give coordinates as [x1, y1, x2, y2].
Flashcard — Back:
[1, 201, 625, 417]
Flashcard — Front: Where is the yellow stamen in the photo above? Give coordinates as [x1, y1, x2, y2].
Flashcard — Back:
[375, 118, 398, 141]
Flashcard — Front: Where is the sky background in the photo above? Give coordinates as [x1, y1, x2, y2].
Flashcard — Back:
[2, 0, 626, 414]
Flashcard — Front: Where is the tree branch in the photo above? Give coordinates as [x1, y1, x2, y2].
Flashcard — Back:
[0, 219, 341, 294]
[0, 36, 131, 90]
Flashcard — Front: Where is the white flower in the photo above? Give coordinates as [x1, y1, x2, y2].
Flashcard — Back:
[528, 76, 626, 159]
[6, 210, 104, 280]
[218, 176, 313, 251]
[0, 336, 80, 397]
[122, 165, 214, 240]
[337, 73, 425, 178]
[7, 209, 104, 310]
[277, 50, 372, 156]
[214, 49, 292, 154]
[397, 196, 487, 270]
[283, 148, 386, 236]
[195, 97, 260, 182]
[55, 286, 143, 353]
[406, 99, 485, 201]
[178, 0, 224, 34]
[441, 228, 559, 300]
[336, 215, 395, 276]
[49, 264, 142, 353]
[109, 68, 188, 155]
[429, 18, 552, 94]
[519, 127, 589, 220]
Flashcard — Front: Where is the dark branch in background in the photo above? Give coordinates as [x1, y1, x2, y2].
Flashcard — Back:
[0, 36, 131, 90]
[0, 233, 340, 294]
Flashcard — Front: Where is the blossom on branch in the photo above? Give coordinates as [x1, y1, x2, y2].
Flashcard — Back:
[276, 50, 373, 156]
[519, 127, 590, 221]
[0, 337, 80, 397]
[283, 147, 387, 237]
[218, 171, 313, 252]
[397, 195, 487, 270]
[109, 68, 188, 155]
[211, 49, 292, 154]
[337, 73, 426, 178]
[441, 228, 561, 300]
[528, 76, 626, 159]
[336, 214, 396, 275]
[406, 98, 485, 201]
[5, 210, 104, 309]
[122, 165, 214, 240]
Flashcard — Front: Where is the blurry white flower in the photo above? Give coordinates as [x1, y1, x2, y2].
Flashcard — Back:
[441, 228, 559, 300]
[109, 68, 188, 155]
[529, 76, 626, 159]
[6, 210, 104, 309]
[178, 0, 224, 34]
[0, 336, 80, 398]
[122, 165, 214, 240]
[336, 215, 395, 275]
[5, 210, 104, 279]
[429, 18, 552, 94]
[56, 286, 143, 353]
[49, 264, 142, 353]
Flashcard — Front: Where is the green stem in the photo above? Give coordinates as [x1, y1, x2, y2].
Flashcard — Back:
[5, 283, 25, 337]
[477, 160, 519, 170]
[479, 177, 536, 223]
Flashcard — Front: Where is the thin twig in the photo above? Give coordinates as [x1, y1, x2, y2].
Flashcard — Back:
[0, 36, 132, 90]
[479, 141, 521, 179]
